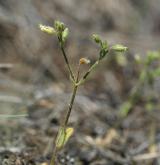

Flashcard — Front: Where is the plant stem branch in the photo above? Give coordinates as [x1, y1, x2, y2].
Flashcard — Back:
[59, 41, 75, 81]
[64, 63, 80, 126]
[77, 60, 100, 85]
[64, 85, 78, 126]
[50, 64, 80, 165]
[50, 150, 57, 165]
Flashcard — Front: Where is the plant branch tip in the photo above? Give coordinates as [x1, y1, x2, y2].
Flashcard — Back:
[39, 24, 56, 34]
[111, 44, 128, 52]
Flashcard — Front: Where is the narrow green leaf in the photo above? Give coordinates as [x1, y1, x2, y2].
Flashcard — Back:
[55, 127, 74, 150]
[0, 114, 28, 118]
[63, 127, 74, 146]
[119, 101, 132, 117]
[55, 127, 66, 149]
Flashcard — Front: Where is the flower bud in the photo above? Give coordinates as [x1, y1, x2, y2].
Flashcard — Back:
[92, 34, 101, 44]
[54, 20, 65, 32]
[134, 54, 141, 63]
[111, 44, 128, 52]
[62, 28, 69, 42]
[39, 24, 55, 34]
[79, 58, 91, 65]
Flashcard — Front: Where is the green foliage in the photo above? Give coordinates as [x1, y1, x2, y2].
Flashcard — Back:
[54, 20, 65, 32]
[55, 127, 74, 150]
[145, 51, 160, 65]
[92, 34, 109, 60]
[120, 51, 160, 117]
[119, 101, 132, 117]
[92, 34, 101, 44]
[0, 114, 28, 118]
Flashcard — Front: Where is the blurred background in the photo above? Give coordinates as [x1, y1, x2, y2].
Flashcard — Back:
[0, 0, 160, 84]
[0, 0, 160, 164]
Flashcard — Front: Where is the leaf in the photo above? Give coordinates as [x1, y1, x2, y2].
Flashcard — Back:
[55, 127, 66, 149]
[55, 127, 74, 150]
[99, 45, 108, 60]
[101, 41, 108, 50]
[0, 114, 28, 118]
[63, 127, 74, 146]
[119, 101, 132, 117]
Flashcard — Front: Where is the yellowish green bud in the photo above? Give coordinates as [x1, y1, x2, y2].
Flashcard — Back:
[116, 54, 127, 66]
[111, 44, 128, 52]
[39, 24, 55, 34]
[92, 34, 101, 44]
[62, 28, 69, 42]
[54, 20, 65, 32]
[134, 54, 141, 63]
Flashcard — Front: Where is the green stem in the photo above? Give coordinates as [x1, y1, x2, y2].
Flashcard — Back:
[63, 63, 80, 126]
[64, 85, 78, 126]
[50, 150, 57, 165]
[77, 60, 100, 85]
[50, 64, 80, 165]
[59, 39, 75, 81]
